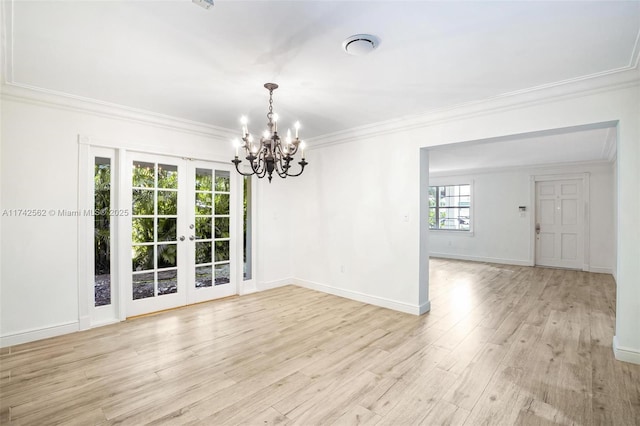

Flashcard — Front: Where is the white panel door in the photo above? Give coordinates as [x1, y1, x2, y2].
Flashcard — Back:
[535, 179, 584, 269]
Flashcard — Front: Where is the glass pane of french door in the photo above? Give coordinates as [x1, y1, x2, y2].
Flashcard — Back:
[128, 155, 187, 317]
[188, 161, 236, 304]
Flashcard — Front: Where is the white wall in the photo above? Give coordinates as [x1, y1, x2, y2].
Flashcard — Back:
[293, 69, 639, 363]
[429, 171, 531, 265]
[254, 177, 294, 289]
[290, 135, 423, 313]
[429, 162, 615, 273]
[588, 163, 617, 273]
[0, 88, 291, 344]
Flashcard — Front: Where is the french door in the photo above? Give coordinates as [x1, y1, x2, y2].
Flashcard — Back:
[127, 153, 237, 317]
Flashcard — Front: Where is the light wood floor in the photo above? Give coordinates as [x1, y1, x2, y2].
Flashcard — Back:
[2, 259, 639, 425]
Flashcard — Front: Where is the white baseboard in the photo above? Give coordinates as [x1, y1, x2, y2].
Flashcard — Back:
[90, 318, 121, 329]
[419, 300, 431, 315]
[0, 321, 79, 348]
[239, 280, 258, 295]
[293, 278, 426, 316]
[589, 266, 614, 275]
[257, 278, 293, 292]
[429, 252, 531, 267]
[613, 336, 640, 365]
[79, 315, 91, 331]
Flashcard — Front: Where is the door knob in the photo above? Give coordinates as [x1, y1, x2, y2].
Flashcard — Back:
[189, 235, 195, 241]
[179, 236, 185, 241]
[535, 223, 541, 234]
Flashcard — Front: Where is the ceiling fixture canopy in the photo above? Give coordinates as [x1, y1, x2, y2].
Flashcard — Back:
[232, 83, 307, 183]
[342, 34, 380, 56]
[192, 0, 214, 10]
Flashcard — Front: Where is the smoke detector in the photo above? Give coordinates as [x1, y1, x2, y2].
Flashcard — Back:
[342, 34, 380, 56]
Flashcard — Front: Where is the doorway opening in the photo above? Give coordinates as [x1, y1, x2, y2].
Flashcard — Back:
[420, 121, 618, 302]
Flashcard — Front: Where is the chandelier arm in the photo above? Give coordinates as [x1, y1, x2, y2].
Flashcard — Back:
[272, 146, 288, 166]
[275, 142, 297, 172]
[273, 142, 284, 157]
[245, 150, 266, 176]
[255, 155, 267, 179]
[232, 158, 257, 177]
[275, 169, 288, 179]
[275, 143, 296, 161]
[250, 155, 261, 174]
[288, 145, 299, 156]
[285, 160, 308, 177]
[274, 158, 290, 178]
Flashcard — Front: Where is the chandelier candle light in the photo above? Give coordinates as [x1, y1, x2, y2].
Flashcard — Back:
[232, 83, 307, 182]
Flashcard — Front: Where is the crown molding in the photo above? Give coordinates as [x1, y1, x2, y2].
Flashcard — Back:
[428, 159, 613, 179]
[307, 66, 640, 151]
[2, 67, 636, 149]
[0, 82, 237, 141]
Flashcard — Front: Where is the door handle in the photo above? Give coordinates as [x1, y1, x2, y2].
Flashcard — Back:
[179, 236, 185, 241]
[535, 224, 541, 234]
[189, 235, 195, 241]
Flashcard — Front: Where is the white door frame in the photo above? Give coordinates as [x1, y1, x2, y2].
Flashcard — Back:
[529, 173, 590, 271]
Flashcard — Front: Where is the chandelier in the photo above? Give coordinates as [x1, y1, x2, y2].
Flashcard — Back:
[232, 83, 308, 182]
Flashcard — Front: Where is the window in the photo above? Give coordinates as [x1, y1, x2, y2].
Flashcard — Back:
[94, 157, 112, 306]
[243, 176, 252, 280]
[429, 184, 471, 231]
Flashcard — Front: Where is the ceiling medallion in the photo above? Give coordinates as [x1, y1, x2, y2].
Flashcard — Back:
[232, 83, 307, 182]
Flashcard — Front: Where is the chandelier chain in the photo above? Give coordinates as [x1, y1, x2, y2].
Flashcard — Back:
[267, 89, 274, 124]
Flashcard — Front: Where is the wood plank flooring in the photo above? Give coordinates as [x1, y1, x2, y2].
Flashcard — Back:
[1, 258, 639, 425]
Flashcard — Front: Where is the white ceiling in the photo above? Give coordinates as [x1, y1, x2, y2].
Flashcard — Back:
[3, 0, 639, 142]
[428, 124, 617, 174]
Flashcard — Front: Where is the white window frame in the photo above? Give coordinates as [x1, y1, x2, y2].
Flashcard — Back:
[238, 173, 257, 295]
[428, 179, 474, 236]
[78, 143, 123, 329]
